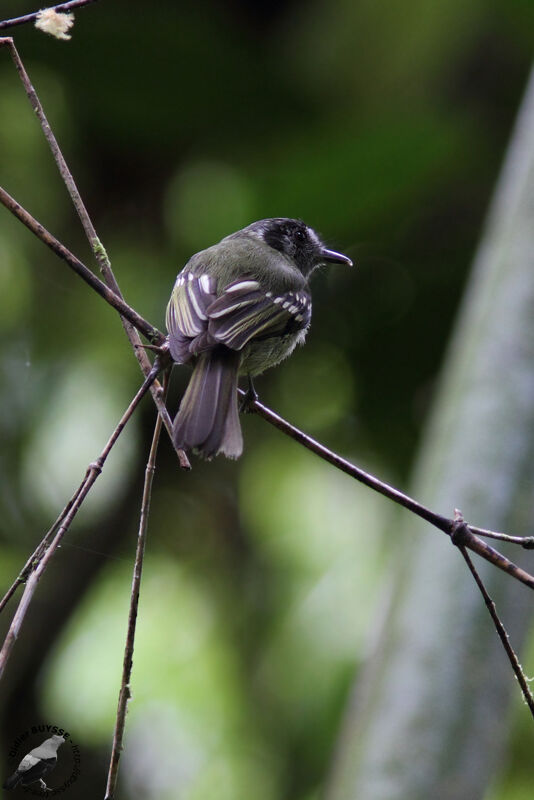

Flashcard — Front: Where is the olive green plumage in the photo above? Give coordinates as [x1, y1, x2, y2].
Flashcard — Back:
[166, 218, 352, 459]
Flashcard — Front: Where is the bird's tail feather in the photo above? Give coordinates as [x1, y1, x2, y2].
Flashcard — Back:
[4, 771, 21, 790]
[173, 349, 243, 459]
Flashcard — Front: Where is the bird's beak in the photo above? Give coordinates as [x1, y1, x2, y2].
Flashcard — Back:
[320, 247, 353, 267]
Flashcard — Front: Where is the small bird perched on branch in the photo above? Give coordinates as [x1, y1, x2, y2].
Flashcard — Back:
[166, 218, 352, 459]
[3, 734, 65, 791]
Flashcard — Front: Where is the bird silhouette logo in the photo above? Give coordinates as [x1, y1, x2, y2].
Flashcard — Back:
[3, 733, 65, 791]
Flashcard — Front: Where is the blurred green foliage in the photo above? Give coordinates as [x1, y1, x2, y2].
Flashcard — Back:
[0, 0, 532, 798]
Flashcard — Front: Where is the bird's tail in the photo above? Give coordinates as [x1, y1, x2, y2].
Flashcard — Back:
[173, 348, 243, 459]
[4, 771, 21, 790]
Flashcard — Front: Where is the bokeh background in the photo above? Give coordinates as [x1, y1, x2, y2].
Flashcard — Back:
[0, 1, 533, 798]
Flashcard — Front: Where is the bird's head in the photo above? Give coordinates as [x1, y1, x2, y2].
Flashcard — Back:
[243, 218, 353, 277]
[49, 735, 66, 749]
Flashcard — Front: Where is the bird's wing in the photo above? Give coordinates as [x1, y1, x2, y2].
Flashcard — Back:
[16, 753, 40, 773]
[166, 271, 217, 362]
[166, 272, 311, 358]
[207, 279, 312, 350]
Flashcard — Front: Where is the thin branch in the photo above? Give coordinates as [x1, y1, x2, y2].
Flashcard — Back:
[462, 535, 534, 591]
[246, 393, 450, 531]
[0, 478, 81, 616]
[469, 525, 534, 550]
[0, 581, 22, 618]
[0, 184, 189, 466]
[1, 36, 127, 294]
[104, 375, 167, 800]
[0, 38, 190, 469]
[0, 184, 163, 342]
[452, 517, 534, 719]
[1, 38, 148, 348]
[0, 456, 100, 616]
[244, 393, 534, 591]
[0, 362, 160, 680]
[0, 1, 99, 31]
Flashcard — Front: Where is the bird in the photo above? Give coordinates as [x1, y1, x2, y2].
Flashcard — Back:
[3, 734, 65, 791]
[166, 217, 352, 459]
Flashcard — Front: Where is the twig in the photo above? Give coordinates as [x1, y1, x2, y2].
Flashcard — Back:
[0, 38, 190, 469]
[0, 1, 99, 31]
[0, 362, 160, 679]
[0, 442, 108, 617]
[104, 374, 167, 800]
[0, 476, 82, 616]
[0, 38, 147, 342]
[247, 393, 450, 530]
[0, 36, 124, 289]
[0, 581, 22, 617]
[0, 187, 189, 467]
[452, 515, 534, 719]
[244, 393, 534, 591]
[469, 526, 534, 550]
[0, 184, 163, 342]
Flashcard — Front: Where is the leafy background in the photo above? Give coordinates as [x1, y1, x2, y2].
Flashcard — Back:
[0, 1, 533, 798]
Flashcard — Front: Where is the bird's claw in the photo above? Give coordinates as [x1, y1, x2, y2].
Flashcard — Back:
[239, 377, 259, 413]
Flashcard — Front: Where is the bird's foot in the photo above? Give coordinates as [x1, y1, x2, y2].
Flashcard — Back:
[134, 341, 169, 356]
[38, 778, 52, 792]
[239, 376, 259, 413]
[134, 340, 173, 371]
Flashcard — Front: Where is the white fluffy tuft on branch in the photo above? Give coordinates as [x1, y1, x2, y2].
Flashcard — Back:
[35, 8, 74, 40]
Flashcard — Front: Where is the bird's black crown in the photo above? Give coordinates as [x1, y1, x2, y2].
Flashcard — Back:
[231, 217, 352, 276]
[245, 218, 326, 276]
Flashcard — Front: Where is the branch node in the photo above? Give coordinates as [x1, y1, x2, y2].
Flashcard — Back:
[451, 509, 470, 547]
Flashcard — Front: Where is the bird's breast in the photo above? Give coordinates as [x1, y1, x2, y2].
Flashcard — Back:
[239, 327, 309, 376]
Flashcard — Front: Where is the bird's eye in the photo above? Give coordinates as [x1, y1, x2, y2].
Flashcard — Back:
[295, 230, 306, 242]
